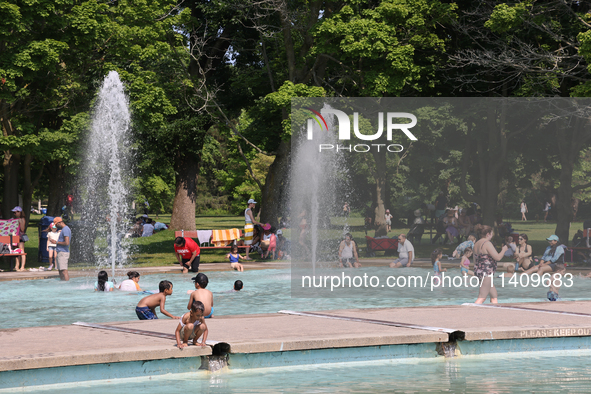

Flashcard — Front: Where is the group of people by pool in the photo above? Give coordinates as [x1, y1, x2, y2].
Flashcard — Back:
[338, 223, 570, 303]
[94, 270, 243, 349]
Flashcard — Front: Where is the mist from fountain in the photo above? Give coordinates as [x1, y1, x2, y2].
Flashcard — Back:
[290, 103, 350, 274]
[77, 71, 133, 278]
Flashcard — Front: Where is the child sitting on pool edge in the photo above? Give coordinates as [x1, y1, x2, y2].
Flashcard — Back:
[226, 245, 244, 272]
[136, 280, 179, 320]
[187, 273, 214, 318]
[175, 300, 208, 349]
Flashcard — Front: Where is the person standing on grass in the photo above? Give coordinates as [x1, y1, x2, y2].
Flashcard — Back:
[544, 201, 551, 222]
[11, 206, 27, 271]
[50, 217, 71, 281]
[385, 209, 393, 233]
[244, 199, 261, 260]
[520, 200, 528, 221]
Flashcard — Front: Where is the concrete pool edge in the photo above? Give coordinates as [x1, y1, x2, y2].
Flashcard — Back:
[4, 336, 591, 390]
[6, 301, 591, 389]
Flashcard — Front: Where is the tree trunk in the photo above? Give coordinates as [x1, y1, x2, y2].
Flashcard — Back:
[3, 151, 20, 219]
[170, 153, 201, 231]
[261, 140, 290, 227]
[553, 116, 591, 245]
[555, 160, 573, 244]
[372, 148, 387, 225]
[46, 161, 66, 217]
[459, 105, 508, 227]
[22, 153, 44, 230]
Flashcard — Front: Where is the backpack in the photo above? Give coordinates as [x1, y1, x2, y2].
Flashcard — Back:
[0, 242, 10, 254]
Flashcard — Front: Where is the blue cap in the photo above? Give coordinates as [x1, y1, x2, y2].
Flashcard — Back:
[546, 235, 559, 241]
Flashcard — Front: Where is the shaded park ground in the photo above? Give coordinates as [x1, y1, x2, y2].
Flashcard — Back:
[3, 214, 587, 272]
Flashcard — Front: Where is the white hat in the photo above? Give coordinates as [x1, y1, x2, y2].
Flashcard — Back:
[248, 199, 257, 204]
[276, 229, 283, 235]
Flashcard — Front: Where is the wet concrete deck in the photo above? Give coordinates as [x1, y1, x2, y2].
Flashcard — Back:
[3, 301, 591, 372]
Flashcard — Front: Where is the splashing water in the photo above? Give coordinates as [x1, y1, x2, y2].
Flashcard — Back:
[77, 71, 133, 278]
[290, 103, 349, 273]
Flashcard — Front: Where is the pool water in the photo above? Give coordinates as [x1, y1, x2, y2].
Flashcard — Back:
[2, 268, 591, 329]
[5, 350, 591, 393]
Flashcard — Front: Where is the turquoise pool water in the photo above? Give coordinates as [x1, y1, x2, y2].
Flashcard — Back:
[2, 267, 591, 329]
[5, 350, 591, 393]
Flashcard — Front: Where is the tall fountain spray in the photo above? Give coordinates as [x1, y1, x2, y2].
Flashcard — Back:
[78, 71, 133, 278]
[290, 103, 349, 274]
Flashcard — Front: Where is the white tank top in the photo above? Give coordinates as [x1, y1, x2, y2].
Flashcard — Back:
[245, 208, 252, 223]
[341, 241, 353, 259]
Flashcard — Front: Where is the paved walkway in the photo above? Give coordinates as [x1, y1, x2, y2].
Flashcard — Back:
[3, 301, 591, 372]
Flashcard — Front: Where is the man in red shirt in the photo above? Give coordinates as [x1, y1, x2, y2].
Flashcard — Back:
[174, 237, 201, 273]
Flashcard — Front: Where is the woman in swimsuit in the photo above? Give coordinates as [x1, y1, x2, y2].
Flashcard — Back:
[473, 225, 508, 304]
[514, 234, 533, 270]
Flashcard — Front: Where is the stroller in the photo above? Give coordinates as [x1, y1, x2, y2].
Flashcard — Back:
[571, 220, 591, 263]
[572, 220, 591, 248]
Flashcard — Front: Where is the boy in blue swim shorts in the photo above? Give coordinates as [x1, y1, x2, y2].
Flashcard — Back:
[187, 273, 214, 318]
[136, 280, 179, 320]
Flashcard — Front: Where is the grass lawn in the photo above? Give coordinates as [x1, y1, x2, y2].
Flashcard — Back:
[2, 214, 586, 271]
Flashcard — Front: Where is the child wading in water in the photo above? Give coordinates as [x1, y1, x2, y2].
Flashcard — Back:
[119, 271, 143, 291]
[187, 273, 214, 318]
[460, 247, 474, 276]
[136, 280, 179, 320]
[432, 249, 446, 285]
[175, 300, 208, 349]
[226, 245, 244, 272]
[94, 270, 115, 292]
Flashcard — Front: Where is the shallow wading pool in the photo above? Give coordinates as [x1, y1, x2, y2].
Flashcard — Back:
[2, 268, 591, 329]
[2, 351, 591, 393]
